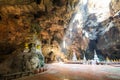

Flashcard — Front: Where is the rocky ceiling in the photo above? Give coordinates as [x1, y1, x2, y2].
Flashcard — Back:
[0, 0, 120, 62]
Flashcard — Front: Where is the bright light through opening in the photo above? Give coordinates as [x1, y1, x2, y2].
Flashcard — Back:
[60, 0, 112, 57]
[88, 0, 111, 22]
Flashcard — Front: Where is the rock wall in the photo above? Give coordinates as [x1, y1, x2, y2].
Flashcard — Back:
[110, 0, 120, 15]
[0, 0, 79, 62]
[97, 0, 120, 59]
[0, 0, 120, 62]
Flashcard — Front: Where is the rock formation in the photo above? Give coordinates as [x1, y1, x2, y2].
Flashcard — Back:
[0, 0, 119, 66]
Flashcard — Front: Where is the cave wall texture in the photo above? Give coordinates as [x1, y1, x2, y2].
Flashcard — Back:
[0, 0, 120, 61]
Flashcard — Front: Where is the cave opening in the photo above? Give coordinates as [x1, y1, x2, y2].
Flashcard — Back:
[60, 0, 113, 62]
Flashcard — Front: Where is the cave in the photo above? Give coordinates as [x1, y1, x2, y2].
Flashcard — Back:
[0, 0, 120, 80]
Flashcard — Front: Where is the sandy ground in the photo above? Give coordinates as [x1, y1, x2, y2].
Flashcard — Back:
[17, 63, 120, 80]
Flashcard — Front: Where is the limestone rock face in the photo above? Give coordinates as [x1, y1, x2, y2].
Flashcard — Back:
[0, 0, 77, 62]
[0, 0, 120, 62]
[97, 17, 120, 59]
[0, 51, 42, 74]
[110, 0, 120, 15]
[11, 53, 40, 72]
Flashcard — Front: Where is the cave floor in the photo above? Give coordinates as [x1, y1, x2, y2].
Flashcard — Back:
[17, 63, 120, 80]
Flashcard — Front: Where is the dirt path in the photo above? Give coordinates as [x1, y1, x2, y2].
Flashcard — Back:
[17, 63, 120, 80]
